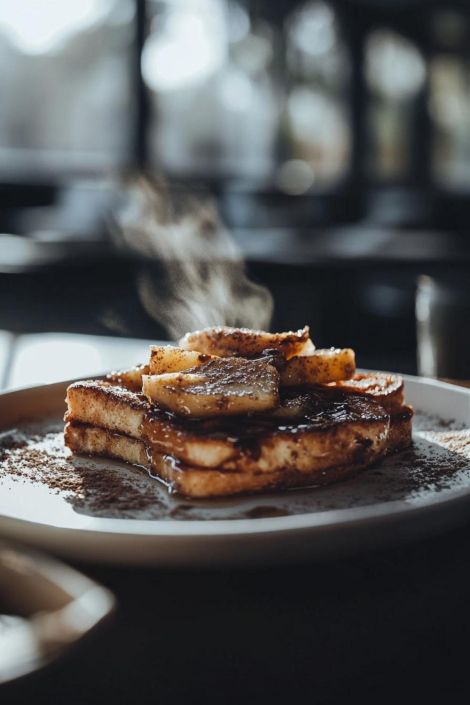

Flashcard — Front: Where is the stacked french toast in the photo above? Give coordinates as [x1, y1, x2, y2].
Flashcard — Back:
[64, 326, 413, 498]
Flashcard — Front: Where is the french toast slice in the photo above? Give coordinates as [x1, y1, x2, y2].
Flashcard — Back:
[146, 387, 390, 474]
[64, 405, 411, 498]
[160, 403, 411, 495]
[65, 381, 149, 439]
[328, 373, 412, 451]
[65, 382, 390, 474]
[149, 448, 382, 498]
[66, 380, 241, 467]
[64, 422, 384, 498]
[65, 421, 148, 467]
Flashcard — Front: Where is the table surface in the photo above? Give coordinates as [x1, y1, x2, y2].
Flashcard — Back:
[1, 332, 470, 705]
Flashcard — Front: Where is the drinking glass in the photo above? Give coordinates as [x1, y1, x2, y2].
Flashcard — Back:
[416, 274, 470, 379]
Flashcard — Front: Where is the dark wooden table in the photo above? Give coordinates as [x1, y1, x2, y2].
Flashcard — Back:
[3, 526, 470, 705]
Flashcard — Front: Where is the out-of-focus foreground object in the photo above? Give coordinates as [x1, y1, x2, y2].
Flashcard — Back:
[0, 543, 114, 684]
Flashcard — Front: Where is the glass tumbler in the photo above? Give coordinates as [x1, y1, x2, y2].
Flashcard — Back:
[416, 274, 470, 379]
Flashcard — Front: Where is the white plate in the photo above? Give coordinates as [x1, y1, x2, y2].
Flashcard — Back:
[0, 376, 469, 566]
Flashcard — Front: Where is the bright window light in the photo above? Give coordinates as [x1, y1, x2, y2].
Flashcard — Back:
[0, 0, 111, 55]
[142, 0, 226, 92]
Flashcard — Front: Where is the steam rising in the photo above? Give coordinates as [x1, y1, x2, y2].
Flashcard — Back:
[115, 178, 273, 338]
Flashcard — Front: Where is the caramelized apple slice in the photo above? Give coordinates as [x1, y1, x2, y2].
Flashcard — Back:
[107, 364, 149, 392]
[179, 326, 310, 359]
[298, 338, 316, 355]
[143, 357, 280, 417]
[329, 373, 404, 412]
[280, 348, 356, 386]
[149, 346, 218, 374]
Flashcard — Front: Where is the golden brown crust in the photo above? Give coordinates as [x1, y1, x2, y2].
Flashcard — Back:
[65, 381, 149, 439]
[151, 450, 379, 498]
[67, 380, 148, 411]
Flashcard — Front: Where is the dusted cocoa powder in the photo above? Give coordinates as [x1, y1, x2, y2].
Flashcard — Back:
[0, 425, 166, 516]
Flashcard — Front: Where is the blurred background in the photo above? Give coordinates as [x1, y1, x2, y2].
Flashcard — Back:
[1, 0, 470, 382]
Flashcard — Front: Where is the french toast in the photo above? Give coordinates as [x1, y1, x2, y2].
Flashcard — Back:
[64, 326, 413, 498]
[64, 401, 411, 498]
[65, 422, 393, 498]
